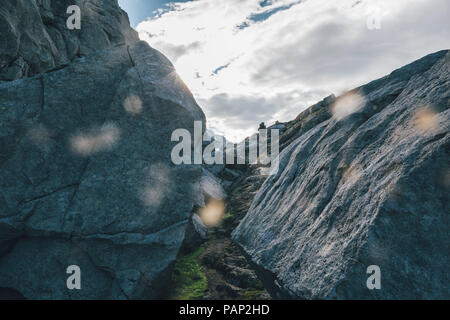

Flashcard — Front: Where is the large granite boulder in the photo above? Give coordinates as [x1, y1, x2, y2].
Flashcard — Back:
[233, 51, 450, 299]
[0, 0, 139, 81]
[0, 1, 205, 299]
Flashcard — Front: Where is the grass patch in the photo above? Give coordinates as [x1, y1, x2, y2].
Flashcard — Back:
[223, 212, 233, 222]
[242, 289, 265, 300]
[241, 280, 266, 300]
[170, 246, 207, 300]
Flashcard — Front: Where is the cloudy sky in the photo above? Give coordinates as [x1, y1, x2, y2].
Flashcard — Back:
[118, 0, 450, 142]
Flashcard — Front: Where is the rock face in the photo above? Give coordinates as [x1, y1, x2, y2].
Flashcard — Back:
[0, 0, 139, 81]
[0, 1, 206, 299]
[233, 51, 450, 299]
[182, 214, 209, 251]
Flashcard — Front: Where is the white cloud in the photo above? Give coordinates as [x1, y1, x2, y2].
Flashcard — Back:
[136, 0, 450, 142]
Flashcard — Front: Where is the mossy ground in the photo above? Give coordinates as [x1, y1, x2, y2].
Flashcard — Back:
[223, 212, 233, 222]
[167, 191, 270, 300]
[242, 289, 266, 300]
[169, 245, 208, 300]
[242, 281, 265, 300]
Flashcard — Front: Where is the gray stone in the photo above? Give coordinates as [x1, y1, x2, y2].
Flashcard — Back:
[222, 168, 240, 181]
[0, 0, 138, 81]
[183, 214, 209, 250]
[268, 122, 286, 131]
[233, 50, 450, 300]
[204, 163, 226, 176]
[201, 168, 226, 201]
[0, 1, 206, 299]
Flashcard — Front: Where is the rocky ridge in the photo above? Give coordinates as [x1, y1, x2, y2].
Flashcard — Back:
[232, 50, 450, 299]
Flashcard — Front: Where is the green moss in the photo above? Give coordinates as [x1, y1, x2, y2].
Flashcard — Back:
[241, 280, 266, 300]
[254, 280, 265, 290]
[170, 246, 207, 300]
[223, 212, 233, 221]
[242, 289, 265, 300]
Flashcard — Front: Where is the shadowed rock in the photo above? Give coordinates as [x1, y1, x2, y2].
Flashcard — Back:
[0, 0, 206, 299]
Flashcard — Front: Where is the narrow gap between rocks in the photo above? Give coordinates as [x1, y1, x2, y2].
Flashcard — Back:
[165, 164, 272, 300]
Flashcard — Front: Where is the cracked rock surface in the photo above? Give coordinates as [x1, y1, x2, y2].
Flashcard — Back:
[0, 0, 139, 81]
[0, 0, 205, 299]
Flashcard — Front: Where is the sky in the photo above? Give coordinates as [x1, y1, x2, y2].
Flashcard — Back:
[118, 0, 450, 142]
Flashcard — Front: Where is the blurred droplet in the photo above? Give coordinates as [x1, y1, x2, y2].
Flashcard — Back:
[342, 166, 362, 184]
[413, 107, 438, 133]
[71, 123, 120, 156]
[140, 163, 171, 209]
[319, 242, 334, 257]
[332, 92, 366, 121]
[28, 124, 53, 149]
[141, 187, 165, 208]
[198, 199, 225, 227]
[124, 95, 143, 115]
